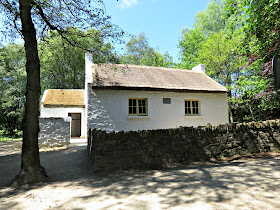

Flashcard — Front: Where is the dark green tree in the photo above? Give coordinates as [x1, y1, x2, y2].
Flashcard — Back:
[0, 43, 26, 136]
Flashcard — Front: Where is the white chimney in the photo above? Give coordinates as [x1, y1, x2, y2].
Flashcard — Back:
[85, 53, 93, 84]
[84, 53, 94, 141]
[192, 64, 205, 74]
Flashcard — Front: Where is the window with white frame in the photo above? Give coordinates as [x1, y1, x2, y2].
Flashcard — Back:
[128, 98, 148, 116]
[185, 100, 200, 115]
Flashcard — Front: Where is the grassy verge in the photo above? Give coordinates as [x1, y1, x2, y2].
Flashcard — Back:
[0, 130, 22, 142]
[0, 137, 22, 142]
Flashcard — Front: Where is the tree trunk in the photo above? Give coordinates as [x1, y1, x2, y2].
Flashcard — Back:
[12, 0, 48, 186]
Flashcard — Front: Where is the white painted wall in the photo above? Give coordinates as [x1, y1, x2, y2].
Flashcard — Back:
[39, 117, 71, 147]
[85, 53, 94, 140]
[41, 105, 86, 138]
[87, 88, 229, 132]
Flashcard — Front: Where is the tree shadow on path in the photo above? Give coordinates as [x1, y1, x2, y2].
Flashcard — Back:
[0, 142, 280, 209]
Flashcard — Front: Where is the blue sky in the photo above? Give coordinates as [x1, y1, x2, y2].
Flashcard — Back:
[104, 0, 212, 62]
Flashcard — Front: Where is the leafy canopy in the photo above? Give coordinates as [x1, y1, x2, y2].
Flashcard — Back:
[39, 29, 120, 91]
[0, 0, 123, 49]
[122, 33, 174, 67]
[0, 43, 26, 136]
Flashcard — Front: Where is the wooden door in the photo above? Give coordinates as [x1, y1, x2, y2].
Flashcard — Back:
[68, 113, 81, 137]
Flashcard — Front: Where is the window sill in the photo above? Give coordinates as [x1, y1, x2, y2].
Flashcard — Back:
[184, 116, 203, 120]
[127, 116, 150, 119]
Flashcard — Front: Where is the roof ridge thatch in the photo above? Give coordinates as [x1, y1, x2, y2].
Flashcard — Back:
[91, 64, 227, 93]
[95, 63, 196, 72]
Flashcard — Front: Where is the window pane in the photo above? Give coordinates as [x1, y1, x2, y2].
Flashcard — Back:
[133, 107, 137, 114]
[143, 107, 146, 114]
[192, 101, 198, 108]
[139, 107, 143, 114]
[193, 108, 198, 114]
[129, 99, 132, 106]
[133, 99, 136, 106]
[185, 108, 191, 114]
[142, 100, 145, 106]
[129, 107, 132, 114]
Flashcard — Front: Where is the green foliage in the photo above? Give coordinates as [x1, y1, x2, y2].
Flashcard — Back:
[0, 44, 26, 137]
[39, 29, 120, 91]
[178, 0, 248, 122]
[226, 0, 280, 60]
[122, 33, 174, 67]
[178, 0, 230, 69]
[226, 0, 280, 121]
[197, 32, 244, 92]
[194, 0, 229, 35]
[178, 0, 280, 122]
[178, 28, 206, 69]
[0, 129, 22, 141]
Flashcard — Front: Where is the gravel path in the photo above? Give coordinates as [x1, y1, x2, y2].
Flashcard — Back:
[0, 141, 280, 209]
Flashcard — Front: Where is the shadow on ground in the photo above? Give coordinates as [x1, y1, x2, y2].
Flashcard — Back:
[0, 142, 280, 209]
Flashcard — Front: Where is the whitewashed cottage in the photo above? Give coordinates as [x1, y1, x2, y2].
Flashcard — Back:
[39, 54, 228, 144]
[85, 54, 228, 135]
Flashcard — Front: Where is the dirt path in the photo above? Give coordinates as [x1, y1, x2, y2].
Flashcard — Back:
[0, 141, 280, 209]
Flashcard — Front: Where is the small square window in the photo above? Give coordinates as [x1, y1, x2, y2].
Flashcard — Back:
[163, 98, 171, 104]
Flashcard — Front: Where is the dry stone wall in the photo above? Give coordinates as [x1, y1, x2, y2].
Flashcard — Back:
[88, 120, 280, 171]
[39, 117, 71, 148]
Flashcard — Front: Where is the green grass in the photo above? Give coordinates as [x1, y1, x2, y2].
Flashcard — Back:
[0, 130, 22, 142]
[0, 137, 22, 142]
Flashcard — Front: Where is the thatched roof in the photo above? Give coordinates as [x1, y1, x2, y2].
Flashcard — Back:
[91, 64, 227, 93]
[43, 89, 85, 107]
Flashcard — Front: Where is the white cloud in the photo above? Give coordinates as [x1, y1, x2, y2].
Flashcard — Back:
[117, 0, 138, 8]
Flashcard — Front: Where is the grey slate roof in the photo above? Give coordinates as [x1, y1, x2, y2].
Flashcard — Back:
[91, 64, 227, 93]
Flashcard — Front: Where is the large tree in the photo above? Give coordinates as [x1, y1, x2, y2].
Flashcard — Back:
[122, 33, 174, 67]
[194, 0, 229, 35]
[0, 0, 122, 186]
[178, 0, 245, 122]
[178, 0, 229, 69]
[178, 28, 206, 69]
[197, 31, 245, 122]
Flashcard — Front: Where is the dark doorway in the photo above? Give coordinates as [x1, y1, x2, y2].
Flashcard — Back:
[68, 113, 81, 137]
